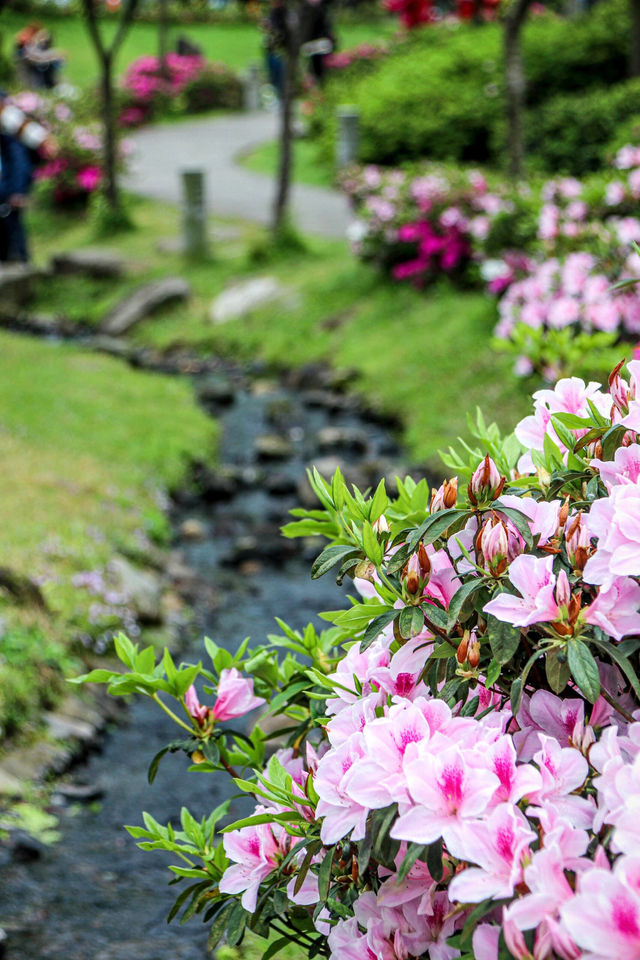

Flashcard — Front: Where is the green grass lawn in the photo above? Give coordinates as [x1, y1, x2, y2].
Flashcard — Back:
[0, 319, 216, 740]
[240, 136, 335, 189]
[0, 11, 395, 87]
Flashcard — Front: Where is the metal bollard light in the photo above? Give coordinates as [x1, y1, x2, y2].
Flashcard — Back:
[336, 106, 360, 170]
[181, 169, 208, 260]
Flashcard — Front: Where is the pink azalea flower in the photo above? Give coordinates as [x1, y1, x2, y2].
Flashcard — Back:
[184, 684, 208, 725]
[585, 577, 640, 640]
[483, 554, 559, 628]
[560, 857, 640, 960]
[219, 817, 281, 911]
[212, 668, 265, 721]
[448, 803, 536, 902]
[583, 485, 640, 586]
[591, 445, 640, 490]
[314, 734, 369, 844]
[391, 744, 499, 855]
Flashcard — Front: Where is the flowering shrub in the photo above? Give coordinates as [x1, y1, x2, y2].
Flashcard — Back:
[78, 359, 640, 960]
[343, 164, 512, 287]
[119, 54, 242, 128]
[11, 91, 129, 206]
[325, 43, 389, 73]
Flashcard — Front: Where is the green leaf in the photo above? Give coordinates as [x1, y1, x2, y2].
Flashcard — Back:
[261, 937, 292, 960]
[362, 521, 383, 566]
[567, 639, 600, 703]
[494, 506, 533, 548]
[486, 615, 520, 665]
[447, 579, 485, 632]
[293, 845, 315, 895]
[510, 677, 523, 716]
[148, 746, 169, 785]
[226, 900, 248, 947]
[311, 544, 359, 580]
[593, 638, 640, 701]
[317, 847, 334, 901]
[398, 605, 425, 640]
[359, 609, 397, 652]
[207, 901, 234, 947]
[68, 668, 120, 685]
[485, 658, 500, 687]
[370, 479, 388, 523]
[545, 648, 570, 694]
[397, 842, 426, 883]
[426, 838, 443, 883]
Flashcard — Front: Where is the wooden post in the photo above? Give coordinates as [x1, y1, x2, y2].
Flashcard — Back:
[182, 170, 208, 259]
[336, 106, 360, 170]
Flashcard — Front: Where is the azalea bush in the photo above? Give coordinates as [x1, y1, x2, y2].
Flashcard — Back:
[342, 164, 515, 287]
[118, 54, 242, 128]
[11, 91, 129, 206]
[77, 359, 640, 960]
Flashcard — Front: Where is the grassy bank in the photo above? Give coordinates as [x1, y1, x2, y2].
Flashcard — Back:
[0, 328, 216, 740]
[0, 12, 394, 86]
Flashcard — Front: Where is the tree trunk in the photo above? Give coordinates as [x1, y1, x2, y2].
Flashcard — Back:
[101, 53, 119, 211]
[631, 0, 640, 75]
[273, 50, 295, 233]
[504, 0, 532, 180]
[158, 0, 170, 80]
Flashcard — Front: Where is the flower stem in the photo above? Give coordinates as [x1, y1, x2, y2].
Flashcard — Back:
[151, 692, 195, 734]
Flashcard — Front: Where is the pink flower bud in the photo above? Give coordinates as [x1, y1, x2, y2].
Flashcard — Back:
[554, 569, 571, 608]
[430, 477, 458, 512]
[184, 685, 209, 725]
[480, 518, 509, 576]
[609, 358, 634, 418]
[372, 514, 389, 534]
[468, 455, 505, 507]
[502, 910, 532, 960]
[212, 668, 266, 722]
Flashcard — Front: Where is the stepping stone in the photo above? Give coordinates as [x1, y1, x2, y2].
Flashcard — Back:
[108, 556, 163, 623]
[210, 276, 292, 324]
[101, 277, 191, 335]
[51, 249, 125, 279]
[254, 433, 293, 460]
[0, 263, 38, 307]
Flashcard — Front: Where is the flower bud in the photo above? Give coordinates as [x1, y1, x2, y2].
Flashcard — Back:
[418, 542, 431, 577]
[185, 684, 209, 726]
[456, 632, 469, 664]
[404, 554, 421, 595]
[566, 512, 590, 571]
[431, 477, 458, 512]
[558, 496, 570, 529]
[480, 517, 509, 576]
[468, 640, 481, 669]
[609, 358, 634, 418]
[372, 514, 390, 534]
[554, 569, 571, 608]
[468, 455, 505, 507]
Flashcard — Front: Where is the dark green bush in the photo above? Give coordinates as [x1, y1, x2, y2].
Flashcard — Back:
[312, 0, 633, 174]
[527, 79, 640, 175]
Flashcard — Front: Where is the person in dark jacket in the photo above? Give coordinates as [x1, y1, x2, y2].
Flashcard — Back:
[300, 0, 335, 86]
[0, 132, 34, 262]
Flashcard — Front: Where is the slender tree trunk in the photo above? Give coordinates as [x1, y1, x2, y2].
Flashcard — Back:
[158, 0, 170, 80]
[631, 0, 640, 75]
[101, 52, 120, 210]
[504, 0, 533, 180]
[273, 49, 296, 233]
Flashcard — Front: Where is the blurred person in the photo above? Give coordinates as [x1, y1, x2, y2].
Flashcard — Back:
[300, 0, 335, 86]
[15, 24, 65, 89]
[0, 131, 34, 262]
[263, 0, 287, 99]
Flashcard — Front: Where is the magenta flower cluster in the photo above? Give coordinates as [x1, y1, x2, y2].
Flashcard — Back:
[325, 42, 388, 72]
[119, 54, 242, 127]
[343, 165, 509, 286]
[10, 91, 128, 205]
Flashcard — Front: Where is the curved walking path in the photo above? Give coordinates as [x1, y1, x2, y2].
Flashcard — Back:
[126, 110, 352, 238]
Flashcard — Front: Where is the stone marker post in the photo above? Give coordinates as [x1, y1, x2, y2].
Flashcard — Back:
[243, 62, 262, 112]
[181, 169, 208, 260]
[336, 106, 360, 170]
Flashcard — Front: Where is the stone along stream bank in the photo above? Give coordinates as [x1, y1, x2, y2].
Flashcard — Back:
[0, 357, 408, 960]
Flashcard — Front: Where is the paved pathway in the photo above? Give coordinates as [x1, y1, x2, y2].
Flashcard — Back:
[126, 111, 351, 238]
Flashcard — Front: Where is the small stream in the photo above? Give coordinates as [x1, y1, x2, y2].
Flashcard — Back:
[0, 356, 406, 960]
